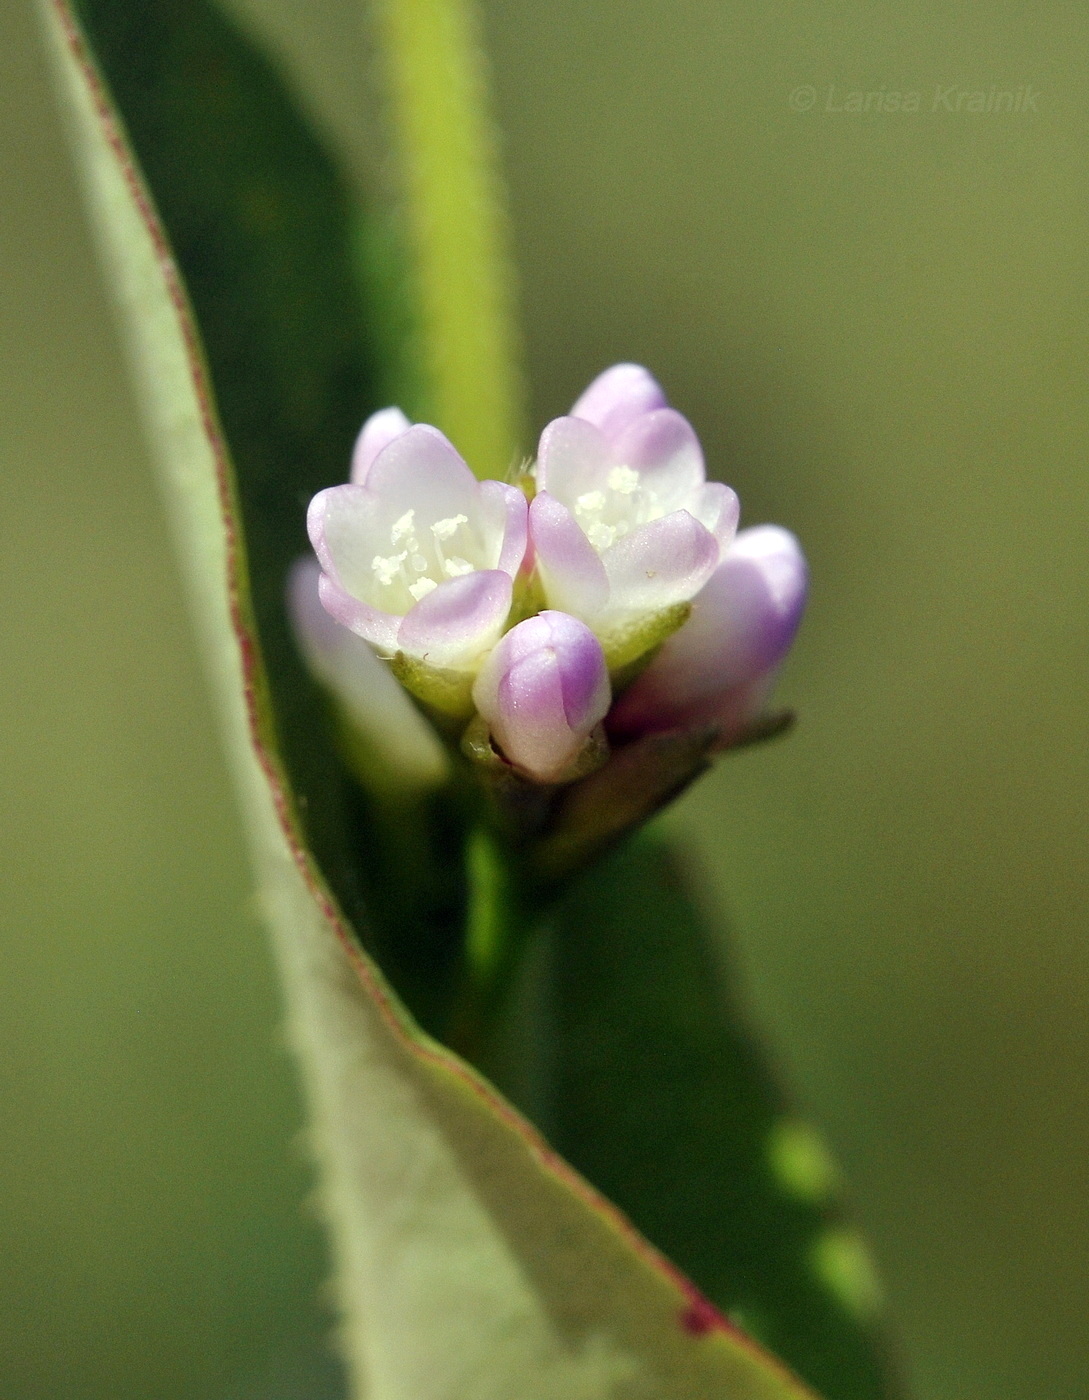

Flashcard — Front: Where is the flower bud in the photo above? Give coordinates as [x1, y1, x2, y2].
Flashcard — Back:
[288, 558, 449, 793]
[471, 611, 611, 783]
[607, 526, 807, 748]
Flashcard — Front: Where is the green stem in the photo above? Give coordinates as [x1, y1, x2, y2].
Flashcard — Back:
[371, 0, 526, 477]
[447, 827, 532, 1063]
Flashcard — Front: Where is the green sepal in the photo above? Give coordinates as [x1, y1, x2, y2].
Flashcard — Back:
[604, 600, 692, 682]
[390, 650, 476, 720]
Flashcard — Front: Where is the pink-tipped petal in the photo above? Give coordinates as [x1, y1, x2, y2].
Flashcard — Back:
[397, 569, 513, 670]
[366, 423, 478, 523]
[307, 484, 383, 599]
[570, 363, 668, 442]
[535, 415, 612, 504]
[472, 611, 610, 782]
[609, 525, 808, 740]
[601, 509, 720, 614]
[478, 479, 530, 576]
[529, 492, 610, 621]
[316, 570, 400, 654]
[350, 407, 412, 485]
[691, 481, 740, 547]
[610, 408, 706, 513]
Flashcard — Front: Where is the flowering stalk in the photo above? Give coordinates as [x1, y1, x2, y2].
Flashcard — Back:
[298, 363, 808, 1049]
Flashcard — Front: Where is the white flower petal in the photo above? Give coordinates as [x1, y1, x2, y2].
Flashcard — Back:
[569, 363, 667, 442]
[535, 416, 613, 511]
[609, 408, 706, 516]
[366, 424, 479, 528]
[608, 525, 808, 740]
[529, 492, 610, 622]
[691, 481, 740, 546]
[397, 570, 514, 671]
[601, 509, 720, 614]
[288, 557, 448, 786]
[350, 407, 412, 485]
[477, 479, 530, 576]
[316, 569, 399, 654]
[308, 484, 384, 601]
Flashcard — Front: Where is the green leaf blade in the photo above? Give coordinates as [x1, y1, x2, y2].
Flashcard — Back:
[546, 837, 899, 1400]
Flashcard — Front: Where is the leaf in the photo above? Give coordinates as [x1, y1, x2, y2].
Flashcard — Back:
[39, 0, 824, 1394]
[543, 837, 899, 1400]
[67, 0, 477, 1038]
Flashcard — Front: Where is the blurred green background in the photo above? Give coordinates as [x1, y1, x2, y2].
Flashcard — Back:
[3, 1, 1088, 1397]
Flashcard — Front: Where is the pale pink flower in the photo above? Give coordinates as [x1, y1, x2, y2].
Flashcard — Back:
[308, 414, 528, 677]
[529, 365, 738, 665]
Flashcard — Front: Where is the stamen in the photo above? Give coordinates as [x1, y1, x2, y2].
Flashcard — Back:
[390, 510, 416, 544]
[372, 551, 409, 586]
[575, 490, 606, 515]
[586, 522, 617, 550]
[431, 514, 469, 541]
[431, 514, 470, 577]
[409, 577, 438, 601]
[607, 465, 640, 494]
[444, 557, 473, 578]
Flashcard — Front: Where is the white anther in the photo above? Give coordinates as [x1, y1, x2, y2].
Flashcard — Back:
[390, 510, 416, 544]
[409, 577, 438, 601]
[443, 557, 474, 578]
[607, 465, 640, 494]
[372, 551, 408, 586]
[586, 522, 617, 550]
[431, 514, 468, 541]
[575, 491, 607, 515]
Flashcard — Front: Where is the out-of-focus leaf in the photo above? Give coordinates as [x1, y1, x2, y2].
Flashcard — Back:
[40, 0, 826, 1394]
[69, 0, 475, 1034]
[543, 837, 898, 1400]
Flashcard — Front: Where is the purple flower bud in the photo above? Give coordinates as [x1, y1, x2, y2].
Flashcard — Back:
[472, 612, 611, 783]
[607, 526, 808, 748]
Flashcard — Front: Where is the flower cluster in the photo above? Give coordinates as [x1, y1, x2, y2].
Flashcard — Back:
[296, 365, 806, 785]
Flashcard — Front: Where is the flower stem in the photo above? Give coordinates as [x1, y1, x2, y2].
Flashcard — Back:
[447, 826, 532, 1062]
[370, 0, 526, 478]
